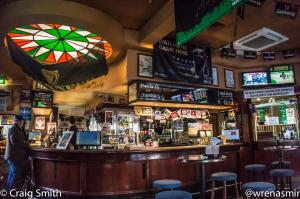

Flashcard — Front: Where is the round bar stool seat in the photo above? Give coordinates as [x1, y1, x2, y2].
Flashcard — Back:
[155, 190, 192, 199]
[270, 169, 295, 191]
[211, 172, 237, 181]
[270, 169, 295, 177]
[272, 161, 291, 168]
[245, 164, 266, 172]
[242, 182, 276, 192]
[245, 164, 266, 181]
[210, 172, 239, 199]
[153, 180, 182, 190]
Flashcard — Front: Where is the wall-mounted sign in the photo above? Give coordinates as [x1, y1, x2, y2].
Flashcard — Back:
[286, 108, 295, 124]
[105, 111, 113, 124]
[35, 116, 45, 130]
[225, 69, 235, 88]
[0, 91, 10, 97]
[129, 80, 234, 108]
[248, 0, 265, 7]
[275, 2, 299, 19]
[138, 54, 153, 78]
[32, 91, 53, 108]
[244, 51, 257, 59]
[244, 87, 295, 99]
[218, 91, 233, 105]
[282, 50, 295, 59]
[212, 66, 219, 86]
[263, 52, 276, 60]
[128, 83, 137, 103]
[1, 115, 14, 125]
[221, 48, 236, 58]
[153, 39, 212, 85]
[134, 106, 153, 116]
[140, 92, 161, 100]
[47, 122, 57, 137]
[0, 90, 12, 111]
[19, 107, 32, 121]
[266, 116, 279, 125]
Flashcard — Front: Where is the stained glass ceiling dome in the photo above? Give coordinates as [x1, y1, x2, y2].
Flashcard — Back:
[7, 24, 112, 64]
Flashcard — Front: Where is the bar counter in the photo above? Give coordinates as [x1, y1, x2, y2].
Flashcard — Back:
[30, 143, 243, 196]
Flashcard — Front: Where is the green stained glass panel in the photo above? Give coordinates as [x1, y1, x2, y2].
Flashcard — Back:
[21, 25, 36, 30]
[8, 23, 112, 64]
[57, 29, 71, 38]
[42, 41, 59, 49]
[35, 39, 58, 46]
[87, 33, 97, 37]
[27, 48, 39, 56]
[44, 29, 60, 37]
[53, 41, 64, 51]
[62, 42, 76, 52]
[9, 29, 29, 34]
[35, 51, 51, 60]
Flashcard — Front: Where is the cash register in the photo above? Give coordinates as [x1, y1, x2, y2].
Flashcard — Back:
[76, 131, 101, 150]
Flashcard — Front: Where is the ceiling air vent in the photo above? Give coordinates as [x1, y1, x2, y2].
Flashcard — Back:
[233, 27, 288, 51]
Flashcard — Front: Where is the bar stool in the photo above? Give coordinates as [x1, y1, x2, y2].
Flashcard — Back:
[153, 179, 182, 190]
[155, 190, 192, 199]
[271, 161, 291, 169]
[245, 164, 266, 181]
[270, 169, 295, 191]
[211, 172, 239, 199]
[242, 182, 276, 198]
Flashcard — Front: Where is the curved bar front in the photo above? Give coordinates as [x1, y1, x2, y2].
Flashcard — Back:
[30, 144, 242, 196]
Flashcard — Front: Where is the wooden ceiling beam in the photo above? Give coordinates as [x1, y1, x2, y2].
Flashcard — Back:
[139, 0, 175, 47]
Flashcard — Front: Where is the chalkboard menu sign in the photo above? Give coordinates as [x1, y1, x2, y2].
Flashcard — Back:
[32, 91, 53, 108]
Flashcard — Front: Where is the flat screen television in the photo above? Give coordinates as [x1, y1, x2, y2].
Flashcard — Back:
[269, 65, 295, 85]
[221, 129, 240, 141]
[76, 131, 101, 146]
[242, 72, 268, 87]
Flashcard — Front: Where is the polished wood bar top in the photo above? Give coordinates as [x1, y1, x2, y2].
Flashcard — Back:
[31, 143, 243, 153]
[30, 143, 243, 162]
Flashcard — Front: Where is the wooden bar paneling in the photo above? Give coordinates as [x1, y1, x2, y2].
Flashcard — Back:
[30, 144, 242, 196]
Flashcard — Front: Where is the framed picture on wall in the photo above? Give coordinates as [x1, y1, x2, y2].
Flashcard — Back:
[20, 89, 31, 103]
[138, 54, 153, 78]
[35, 116, 45, 130]
[224, 69, 235, 88]
[212, 66, 219, 86]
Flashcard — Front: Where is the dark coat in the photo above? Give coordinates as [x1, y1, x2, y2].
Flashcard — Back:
[69, 125, 78, 146]
[4, 124, 30, 162]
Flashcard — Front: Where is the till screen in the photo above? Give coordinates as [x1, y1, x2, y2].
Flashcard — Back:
[76, 131, 101, 146]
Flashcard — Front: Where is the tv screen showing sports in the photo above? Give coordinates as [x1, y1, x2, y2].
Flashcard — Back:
[28, 132, 41, 141]
[242, 72, 268, 86]
[270, 65, 295, 85]
[222, 129, 240, 141]
[76, 131, 101, 146]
